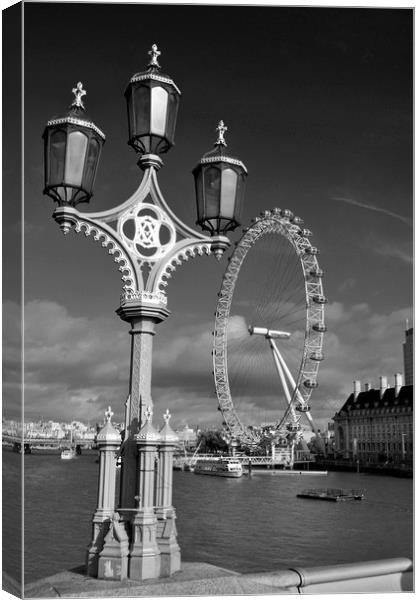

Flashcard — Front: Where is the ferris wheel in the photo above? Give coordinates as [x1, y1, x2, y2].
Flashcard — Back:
[212, 207, 326, 448]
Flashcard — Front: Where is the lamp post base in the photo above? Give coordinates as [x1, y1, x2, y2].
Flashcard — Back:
[156, 508, 181, 576]
[129, 510, 161, 581]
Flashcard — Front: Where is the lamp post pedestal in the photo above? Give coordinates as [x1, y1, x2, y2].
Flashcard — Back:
[156, 411, 181, 576]
[86, 409, 121, 577]
[128, 412, 161, 581]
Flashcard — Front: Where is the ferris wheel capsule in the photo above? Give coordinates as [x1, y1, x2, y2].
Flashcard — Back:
[280, 209, 294, 219]
[305, 246, 319, 255]
[310, 351, 324, 361]
[296, 405, 311, 412]
[309, 268, 324, 277]
[312, 322, 327, 332]
[312, 294, 327, 304]
[299, 228, 313, 237]
[292, 216, 304, 225]
[304, 379, 319, 389]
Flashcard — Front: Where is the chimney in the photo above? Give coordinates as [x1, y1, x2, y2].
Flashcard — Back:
[379, 375, 387, 398]
[364, 382, 371, 392]
[394, 373, 403, 396]
[353, 380, 361, 399]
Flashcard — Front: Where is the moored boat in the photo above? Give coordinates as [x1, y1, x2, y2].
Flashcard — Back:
[60, 447, 76, 460]
[193, 457, 243, 477]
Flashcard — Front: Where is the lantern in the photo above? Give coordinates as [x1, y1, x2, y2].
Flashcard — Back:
[43, 82, 105, 206]
[125, 44, 180, 157]
[193, 121, 247, 235]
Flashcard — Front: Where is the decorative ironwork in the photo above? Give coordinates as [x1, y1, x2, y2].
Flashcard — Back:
[118, 203, 177, 262]
[199, 155, 248, 172]
[46, 116, 106, 139]
[129, 73, 182, 95]
[120, 290, 168, 306]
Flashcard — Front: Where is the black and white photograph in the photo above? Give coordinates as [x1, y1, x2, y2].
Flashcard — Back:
[2, 1, 414, 596]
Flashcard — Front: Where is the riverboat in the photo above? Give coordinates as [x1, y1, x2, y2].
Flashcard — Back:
[193, 457, 243, 477]
[60, 447, 76, 460]
[297, 488, 365, 501]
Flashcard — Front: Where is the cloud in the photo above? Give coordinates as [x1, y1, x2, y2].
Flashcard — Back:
[338, 277, 356, 293]
[332, 196, 412, 227]
[3, 299, 413, 433]
[373, 241, 413, 265]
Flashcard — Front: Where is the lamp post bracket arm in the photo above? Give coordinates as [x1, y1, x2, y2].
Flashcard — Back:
[147, 237, 213, 293]
[53, 206, 142, 294]
[148, 169, 210, 242]
[76, 170, 154, 224]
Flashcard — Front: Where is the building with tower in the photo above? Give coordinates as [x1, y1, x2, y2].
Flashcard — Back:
[403, 326, 413, 386]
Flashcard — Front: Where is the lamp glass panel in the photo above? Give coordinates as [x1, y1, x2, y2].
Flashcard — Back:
[194, 172, 204, 221]
[133, 85, 150, 134]
[204, 167, 221, 218]
[235, 173, 246, 222]
[150, 86, 168, 136]
[64, 131, 88, 187]
[84, 138, 100, 191]
[220, 168, 237, 219]
[49, 130, 66, 185]
[166, 92, 178, 143]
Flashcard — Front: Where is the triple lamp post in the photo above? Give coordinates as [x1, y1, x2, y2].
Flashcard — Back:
[42, 45, 247, 581]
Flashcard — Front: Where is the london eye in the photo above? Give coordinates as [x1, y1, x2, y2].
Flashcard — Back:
[213, 208, 326, 450]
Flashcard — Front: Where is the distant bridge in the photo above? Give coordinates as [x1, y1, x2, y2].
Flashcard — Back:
[2, 434, 95, 453]
[174, 451, 315, 470]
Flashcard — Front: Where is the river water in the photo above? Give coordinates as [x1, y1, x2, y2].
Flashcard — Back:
[2, 450, 413, 584]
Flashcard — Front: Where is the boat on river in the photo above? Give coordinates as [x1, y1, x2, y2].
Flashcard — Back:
[193, 457, 243, 477]
[297, 488, 365, 501]
[60, 447, 76, 460]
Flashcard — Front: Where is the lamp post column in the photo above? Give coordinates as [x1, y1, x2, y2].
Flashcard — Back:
[116, 301, 170, 510]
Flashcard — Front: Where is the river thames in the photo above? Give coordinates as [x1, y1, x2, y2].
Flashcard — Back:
[3, 450, 413, 584]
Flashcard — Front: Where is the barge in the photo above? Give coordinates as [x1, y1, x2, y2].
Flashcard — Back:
[297, 488, 365, 501]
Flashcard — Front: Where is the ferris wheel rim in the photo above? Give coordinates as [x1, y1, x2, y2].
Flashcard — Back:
[212, 208, 326, 447]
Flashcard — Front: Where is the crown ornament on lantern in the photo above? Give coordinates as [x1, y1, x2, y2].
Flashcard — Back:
[215, 120, 228, 147]
[148, 43, 161, 69]
[71, 82, 87, 110]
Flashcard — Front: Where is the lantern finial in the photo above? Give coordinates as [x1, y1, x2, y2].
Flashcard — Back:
[71, 82, 86, 110]
[215, 120, 227, 147]
[144, 405, 153, 423]
[148, 44, 161, 69]
[105, 406, 114, 423]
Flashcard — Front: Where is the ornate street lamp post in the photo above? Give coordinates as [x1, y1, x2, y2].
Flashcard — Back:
[43, 45, 246, 581]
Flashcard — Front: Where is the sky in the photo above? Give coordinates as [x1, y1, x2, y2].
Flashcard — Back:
[3, 2, 413, 432]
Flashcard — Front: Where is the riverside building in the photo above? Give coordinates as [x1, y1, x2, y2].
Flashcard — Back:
[333, 375, 413, 465]
[403, 326, 413, 386]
